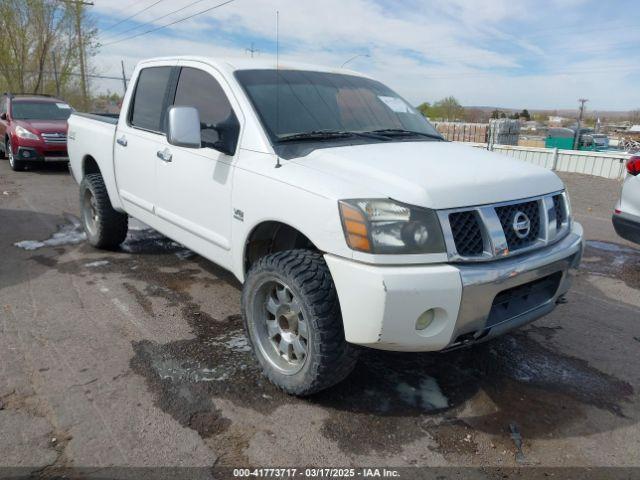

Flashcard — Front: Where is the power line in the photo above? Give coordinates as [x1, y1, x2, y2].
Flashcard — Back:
[1, 67, 128, 81]
[100, 0, 167, 34]
[101, 0, 209, 43]
[101, 0, 236, 47]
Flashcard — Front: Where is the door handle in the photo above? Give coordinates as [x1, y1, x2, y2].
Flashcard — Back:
[157, 148, 172, 162]
[116, 136, 128, 147]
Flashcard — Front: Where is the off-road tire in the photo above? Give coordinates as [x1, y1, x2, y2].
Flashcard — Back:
[242, 249, 359, 396]
[79, 173, 128, 250]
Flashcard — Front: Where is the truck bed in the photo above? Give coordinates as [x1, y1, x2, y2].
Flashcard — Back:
[67, 112, 120, 208]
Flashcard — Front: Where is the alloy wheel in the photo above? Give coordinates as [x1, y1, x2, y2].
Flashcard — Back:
[252, 279, 309, 375]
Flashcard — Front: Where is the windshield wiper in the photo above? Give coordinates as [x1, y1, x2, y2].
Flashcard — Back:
[366, 129, 444, 141]
[277, 130, 389, 143]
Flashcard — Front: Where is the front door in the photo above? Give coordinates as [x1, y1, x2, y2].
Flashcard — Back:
[155, 64, 240, 266]
[114, 65, 174, 221]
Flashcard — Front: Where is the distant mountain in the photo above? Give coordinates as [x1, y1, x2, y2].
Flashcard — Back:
[464, 106, 633, 120]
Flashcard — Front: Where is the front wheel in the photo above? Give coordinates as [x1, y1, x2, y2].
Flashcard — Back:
[7, 139, 26, 171]
[79, 173, 128, 249]
[242, 250, 359, 396]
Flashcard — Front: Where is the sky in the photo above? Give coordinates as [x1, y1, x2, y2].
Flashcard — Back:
[91, 0, 640, 111]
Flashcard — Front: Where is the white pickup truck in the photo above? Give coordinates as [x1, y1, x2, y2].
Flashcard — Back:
[68, 56, 584, 395]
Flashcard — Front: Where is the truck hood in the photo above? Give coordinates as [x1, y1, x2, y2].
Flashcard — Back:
[15, 119, 68, 134]
[291, 141, 564, 209]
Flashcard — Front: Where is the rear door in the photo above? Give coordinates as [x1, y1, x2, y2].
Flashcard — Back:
[155, 63, 241, 266]
[114, 65, 174, 220]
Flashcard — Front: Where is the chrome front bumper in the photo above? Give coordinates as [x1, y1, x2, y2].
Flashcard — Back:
[448, 223, 584, 349]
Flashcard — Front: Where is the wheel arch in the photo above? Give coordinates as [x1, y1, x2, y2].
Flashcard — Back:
[243, 220, 320, 276]
[82, 155, 101, 177]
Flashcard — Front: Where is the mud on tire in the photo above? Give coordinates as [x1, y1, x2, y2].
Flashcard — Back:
[79, 173, 128, 250]
[241, 249, 359, 396]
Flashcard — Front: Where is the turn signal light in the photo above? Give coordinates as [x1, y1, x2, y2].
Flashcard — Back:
[627, 156, 640, 176]
[339, 202, 371, 252]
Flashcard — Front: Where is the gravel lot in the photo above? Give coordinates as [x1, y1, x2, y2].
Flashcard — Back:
[1, 162, 639, 477]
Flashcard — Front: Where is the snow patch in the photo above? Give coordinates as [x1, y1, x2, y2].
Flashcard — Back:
[84, 260, 110, 268]
[396, 377, 448, 410]
[225, 335, 251, 352]
[14, 217, 86, 251]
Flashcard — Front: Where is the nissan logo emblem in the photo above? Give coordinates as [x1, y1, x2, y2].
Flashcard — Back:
[512, 211, 531, 239]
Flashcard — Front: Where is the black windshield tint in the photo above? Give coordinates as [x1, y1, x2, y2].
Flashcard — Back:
[235, 69, 439, 142]
[11, 101, 72, 120]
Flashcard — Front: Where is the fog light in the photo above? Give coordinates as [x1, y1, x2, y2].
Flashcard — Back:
[22, 150, 31, 158]
[416, 309, 435, 330]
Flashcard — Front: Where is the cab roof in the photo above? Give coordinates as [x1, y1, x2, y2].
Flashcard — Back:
[137, 56, 370, 78]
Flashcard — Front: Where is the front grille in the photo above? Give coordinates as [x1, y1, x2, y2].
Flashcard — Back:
[41, 133, 67, 144]
[442, 192, 570, 262]
[44, 150, 68, 157]
[486, 272, 562, 327]
[449, 211, 484, 256]
[552, 194, 565, 230]
[495, 200, 540, 251]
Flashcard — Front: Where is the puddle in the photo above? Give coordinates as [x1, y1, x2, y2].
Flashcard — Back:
[581, 240, 640, 289]
[14, 214, 86, 251]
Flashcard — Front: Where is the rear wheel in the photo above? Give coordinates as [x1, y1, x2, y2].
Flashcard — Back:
[79, 173, 128, 249]
[242, 249, 359, 396]
[7, 139, 26, 171]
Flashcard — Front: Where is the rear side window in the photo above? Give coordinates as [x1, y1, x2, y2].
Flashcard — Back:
[172, 67, 235, 147]
[129, 66, 172, 133]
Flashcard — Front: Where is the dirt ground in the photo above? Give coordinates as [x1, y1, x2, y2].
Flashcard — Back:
[1, 161, 639, 478]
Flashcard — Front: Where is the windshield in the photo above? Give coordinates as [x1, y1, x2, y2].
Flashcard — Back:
[11, 101, 72, 120]
[235, 69, 440, 142]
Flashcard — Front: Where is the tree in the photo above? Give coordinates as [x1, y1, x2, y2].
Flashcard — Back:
[0, 0, 98, 108]
[520, 109, 531, 121]
[491, 109, 506, 119]
[417, 102, 431, 118]
[430, 96, 464, 121]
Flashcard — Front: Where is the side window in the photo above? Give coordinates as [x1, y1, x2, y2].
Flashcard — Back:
[1, 97, 7, 115]
[173, 67, 235, 147]
[129, 66, 172, 133]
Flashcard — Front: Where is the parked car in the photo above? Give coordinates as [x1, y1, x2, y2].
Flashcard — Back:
[67, 57, 584, 395]
[0, 93, 72, 171]
[613, 156, 640, 244]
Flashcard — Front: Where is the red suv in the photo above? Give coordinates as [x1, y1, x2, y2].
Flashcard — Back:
[0, 93, 72, 171]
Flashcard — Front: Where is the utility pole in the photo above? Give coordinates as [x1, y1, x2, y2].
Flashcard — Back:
[120, 60, 128, 95]
[246, 42, 259, 58]
[52, 51, 61, 97]
[573, 98, 588, 150]
[75, 2, 88, 110]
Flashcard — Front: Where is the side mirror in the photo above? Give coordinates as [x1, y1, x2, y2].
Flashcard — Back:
[210, 113, 240, 156]
[0, 112, 7, 121]
[166, 106, 201, 148]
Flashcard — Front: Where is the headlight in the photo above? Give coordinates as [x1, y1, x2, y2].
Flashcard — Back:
[15, 126, 39, 140]
[338, 199, 446, 254]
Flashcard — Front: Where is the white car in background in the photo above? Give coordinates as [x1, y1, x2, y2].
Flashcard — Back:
[613, 156, 640, 244]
